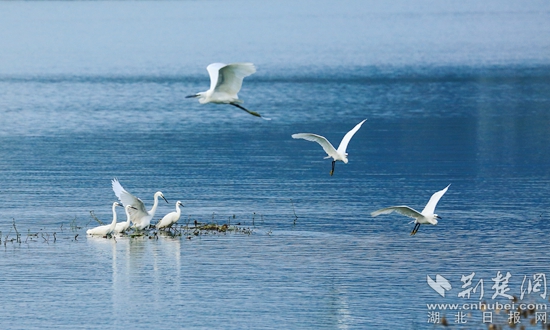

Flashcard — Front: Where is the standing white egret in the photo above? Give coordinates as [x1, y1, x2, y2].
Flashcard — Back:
[156, 201, 184, 230]
[371, 184, 451, 235]
[113, 205, 136, 234]
[292, 119, 367, 176]
[185, 62, 267, 119]
[111, 178, 168, 230]
[86, 202, 121, 236]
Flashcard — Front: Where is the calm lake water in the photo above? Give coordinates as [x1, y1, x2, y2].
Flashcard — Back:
[1, 1, 550, 329]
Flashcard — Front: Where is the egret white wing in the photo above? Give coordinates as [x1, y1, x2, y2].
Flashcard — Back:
[112, 179, 139, 208]
[206, 63, 226, 92]
[421, 184, 450, 215]
[214, 63, 256, 96]
[337, 119, 366, 153]
[371, 206, 423, 219]
[156, 212, 177, 229]
[292, 133, 338, 159]
[111, 179, 149, 224]
[114, 221, 129, 233]
[87, 224, 111, 235]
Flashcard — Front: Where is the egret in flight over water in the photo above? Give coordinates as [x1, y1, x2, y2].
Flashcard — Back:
[186, 62, 268, 119]
[156, 201, 184, 230]
[292, 119, 367, 176]
[86, 202, 121, 236]
[112, 178, 168, 230]
[371, 184, 451, 236]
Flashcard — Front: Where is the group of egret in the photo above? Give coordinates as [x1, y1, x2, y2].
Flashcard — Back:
[89, 62, 450, 237]
[86, 202, 139, 236]
[87, 179, 184, 236]
[186, 62, 368, 176]
[290, 117, 450, 235]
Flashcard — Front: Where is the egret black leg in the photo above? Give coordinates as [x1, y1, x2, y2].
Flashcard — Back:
[330, 160, 336, 176]
[410, 223, 420, 236]
[229, 103, 262, 117]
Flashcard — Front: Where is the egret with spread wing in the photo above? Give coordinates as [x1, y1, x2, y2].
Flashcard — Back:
[371, 184, 450, 235]
[111, 178, 168, 230]
[292, 119, 366, 176]
[186, 62, 268, 119]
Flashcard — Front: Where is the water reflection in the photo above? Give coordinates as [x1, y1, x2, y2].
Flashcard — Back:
[328, 285, 351, 330]
[0, 0, 549, 328]
[152, 234, 181, 294]
[86, 234, 184, 321]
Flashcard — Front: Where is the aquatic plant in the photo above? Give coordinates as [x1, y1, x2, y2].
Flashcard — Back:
[290, 199, 299, 225]
[2, 209, 261, 247]
[69, 217, 81, 232]
[12, 219, 21, 244]
[89, 210, 104, 225]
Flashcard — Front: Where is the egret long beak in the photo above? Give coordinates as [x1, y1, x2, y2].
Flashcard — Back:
[162, 195, 169, 203]
[185, 94, 198, 98]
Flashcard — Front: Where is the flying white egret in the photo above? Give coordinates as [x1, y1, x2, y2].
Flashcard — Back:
[156, 201, 184, 230]
[111, 178, 168, 230]
[185, 62, 268, 119]
[86, 202, 121, 236]
[113, 205, 136, 234]
[292, 119, 367, 176]
[371, 184, 451, 236]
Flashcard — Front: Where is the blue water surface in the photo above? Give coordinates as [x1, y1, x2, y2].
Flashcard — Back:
[1, 1, 550, 329]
